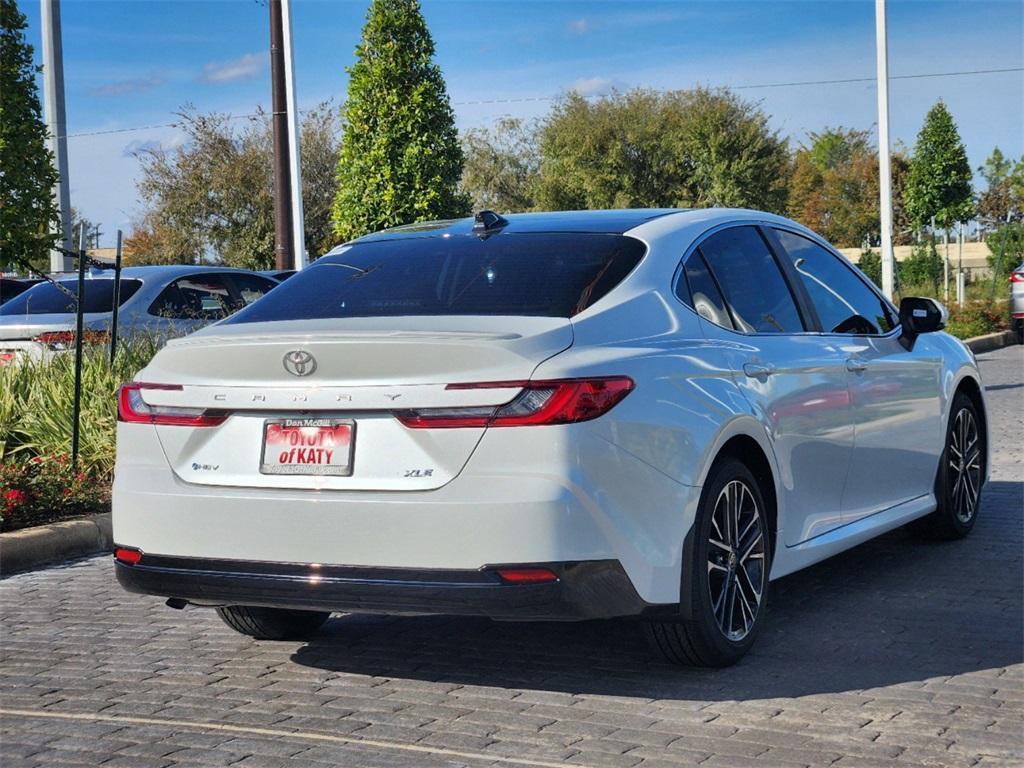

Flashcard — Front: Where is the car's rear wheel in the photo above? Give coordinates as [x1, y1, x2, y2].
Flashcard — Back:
[645, 457, 770, 667]
[926, 392, 984, 539]
[215, 606, 330, 640]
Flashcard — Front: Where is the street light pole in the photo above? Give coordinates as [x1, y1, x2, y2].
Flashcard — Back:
[269, 0, 295, 272]
[875, 0, 895, 300]
[281, 0, 307, 269]
[40, 0, 73, 273]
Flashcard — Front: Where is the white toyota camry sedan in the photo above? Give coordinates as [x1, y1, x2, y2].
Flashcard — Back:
[113, 208, 987, 667]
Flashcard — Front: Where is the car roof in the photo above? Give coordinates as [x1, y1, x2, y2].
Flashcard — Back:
[48, 265, 270, 282]
[350, 209, 685, 243]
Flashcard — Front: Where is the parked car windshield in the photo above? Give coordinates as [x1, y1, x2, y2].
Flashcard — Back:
[224, 233, 646, 323]
[0, 279, 142, 315]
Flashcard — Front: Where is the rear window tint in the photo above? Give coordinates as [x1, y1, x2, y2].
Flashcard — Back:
[224, 233, 646, 323]
[0, 279, 142, 315]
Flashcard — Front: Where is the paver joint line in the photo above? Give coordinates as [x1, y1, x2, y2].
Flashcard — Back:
[0, 707, 595, 768]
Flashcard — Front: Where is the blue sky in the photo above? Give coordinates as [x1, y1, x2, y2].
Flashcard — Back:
[19, 0, 1024, 246]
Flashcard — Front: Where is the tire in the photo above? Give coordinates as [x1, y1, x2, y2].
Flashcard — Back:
[215, 605, 330, 640]
[1014, 319, 1023, 345]
[925, 392, 984, 540]
[645, 456, 771, 667]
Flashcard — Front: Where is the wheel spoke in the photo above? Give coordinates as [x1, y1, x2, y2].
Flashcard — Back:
[740, 531, 763, 564]
[708, 560, 728, 574]
[709, 537, 732, 553]
[738, 562, 762, 607]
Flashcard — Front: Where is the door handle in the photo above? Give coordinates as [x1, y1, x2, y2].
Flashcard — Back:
[743, 363, 775, 378]
[845, 357, 868, 373]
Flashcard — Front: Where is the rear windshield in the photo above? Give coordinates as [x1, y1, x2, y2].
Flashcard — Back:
[224, 233, 646, 323]
[0, 279, 142, 315]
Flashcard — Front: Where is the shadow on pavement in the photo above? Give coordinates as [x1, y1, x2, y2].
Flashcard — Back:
[292, 480, 1023, 700]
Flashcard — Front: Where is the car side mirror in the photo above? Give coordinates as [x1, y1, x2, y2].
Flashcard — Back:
[898, 296, 947, 350]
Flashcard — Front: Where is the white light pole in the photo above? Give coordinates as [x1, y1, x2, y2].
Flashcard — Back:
[875, 0, 895, 300]
[281, 0, 307, 269]
[40, 0, 73, 273]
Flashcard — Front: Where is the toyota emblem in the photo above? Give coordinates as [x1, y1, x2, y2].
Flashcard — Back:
[283, 350, 317, 377]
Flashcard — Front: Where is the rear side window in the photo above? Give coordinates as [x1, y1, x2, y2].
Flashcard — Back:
[773, 229, 896, 335]
[224, 233, 646, 323]
[698, 227, 804, 334]
[227, 274, 278, 308]
[149, 274, 234, 320]
[681, 251, 733, 330]
[0, 279, 142, 315]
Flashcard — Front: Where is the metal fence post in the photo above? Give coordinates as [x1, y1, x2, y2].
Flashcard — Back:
[110, 230, 122, 363]
[71, 224, 86, 471]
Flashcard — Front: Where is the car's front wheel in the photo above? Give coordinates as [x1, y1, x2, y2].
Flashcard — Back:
[926, 392, 984, 539]
[216, 606, 330, 640]
[645, 456, 771, 667]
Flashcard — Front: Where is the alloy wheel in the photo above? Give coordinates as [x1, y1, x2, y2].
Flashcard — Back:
[707, 479, 766, 641]
[948, 407, 982, 524]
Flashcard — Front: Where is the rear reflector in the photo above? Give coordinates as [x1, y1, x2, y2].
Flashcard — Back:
[118, 382, 228, 427]
[114, 547, 142, 565]
[1010, 273, 1024, 283]
[34, 330, 109, 349]
[495, 567, 558, 584]
[397, 377, 634, 428]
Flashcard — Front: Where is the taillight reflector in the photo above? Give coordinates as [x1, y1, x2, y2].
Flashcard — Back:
[118, 383, 228, 427]
[495, 567, 558, 584]
[34, 330, 109, 349]
[397, 377, 634, 429]
[114, 547, 142, 565]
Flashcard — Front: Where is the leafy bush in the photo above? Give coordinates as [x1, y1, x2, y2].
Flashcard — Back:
[945, 300, 1009, 340]
[0, 334, 162, 529]
[0, 454, 108, 532]
[899, 239, 943, 294]
[857, 249, 882, 287]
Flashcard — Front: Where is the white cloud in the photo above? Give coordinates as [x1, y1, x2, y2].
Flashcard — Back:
[568, 76, 621, 98]
[89, 75, 164, 97]
[200, 52, 266, 84]
[568, 18, 589, 35]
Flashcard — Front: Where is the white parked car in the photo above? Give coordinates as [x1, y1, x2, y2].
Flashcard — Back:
[113, 209, 988, 667]
[0, 265, 278, 366]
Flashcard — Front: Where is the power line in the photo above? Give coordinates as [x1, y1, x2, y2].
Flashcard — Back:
[62, 66, 1023, 139]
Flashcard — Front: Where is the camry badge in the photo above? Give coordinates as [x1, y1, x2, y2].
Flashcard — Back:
[283, 350, 317, 377]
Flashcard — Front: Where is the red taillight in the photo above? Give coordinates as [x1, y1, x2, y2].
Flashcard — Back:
[114, 547, 142, 565]
[495, 567, 558, 584]
[34, 330, 109, 349]
[118, 383, 228, 427]
[397, 377, 634, 429]
[1011, 272, 1024, 283]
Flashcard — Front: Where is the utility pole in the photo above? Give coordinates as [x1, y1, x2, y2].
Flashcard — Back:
[281, 0, 307, 269]
[40, 0, 73, 273]
[875, 0, 895, 300]
[269, 0, 295, 272]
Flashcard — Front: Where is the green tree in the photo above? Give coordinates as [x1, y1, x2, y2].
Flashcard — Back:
[977, 147, 1023, 226]
[986, 222, 1024, 281]
[131, 104, 340, 268]
[787, 128, 913, 248]
[461, 117, 539, 213]
[332, 0, 468, 241]
[903, 101, 974, 231]
[0, 0, 60, 272]
[533, 88, 789, 213]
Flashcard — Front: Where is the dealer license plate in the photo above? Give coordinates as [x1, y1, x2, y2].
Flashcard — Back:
[260, 419, 354, 476]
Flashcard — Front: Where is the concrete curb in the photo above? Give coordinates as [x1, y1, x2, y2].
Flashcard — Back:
[964, 330, 1017, 354]
[0, 513, 112, 576]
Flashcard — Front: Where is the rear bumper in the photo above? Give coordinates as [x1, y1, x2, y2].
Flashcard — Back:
[114, 555, 668, 621]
